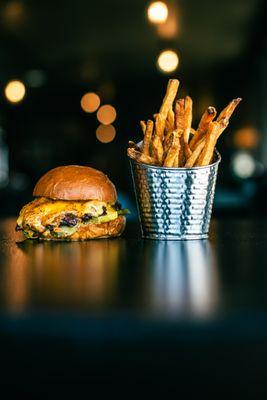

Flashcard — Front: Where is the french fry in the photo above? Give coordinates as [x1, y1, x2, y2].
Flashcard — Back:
[217, 98, 242, 122]
[196, 118, 229, 166]
[183, 96, 193, 144]
[165, 119, 172, 134]
[174, 99, 186, 166]
[152, 136, 164, 164]
[174, 130, 183, 167]
[143, 120, 153, 156]
[164, 129, 182, 165]
[195, 99, 241, 166]
[128, 141, 140, 151]
[185, 137, 206, 167]
[189, 106, 217, 150]
[151, 114, 165, 163]
[163, 131, 180, 167]
[129, 78, 241, 169]
[175, 98, 185, 130]
[163, 130, 173, 153]
[184, 142, 192, 159]
[155, 113, 165, 140]
[140, 120, 146, 135]
[160, 79, 180, 119]
[178, 136, 185, 167]
[167, 108, 175, 131]
[173, 155, 179, 168]
[127, 148, 158, 165]
[174, 97, 192, 159]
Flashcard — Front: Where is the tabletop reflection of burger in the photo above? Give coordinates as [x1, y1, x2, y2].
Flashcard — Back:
[16, 165, 129, 241]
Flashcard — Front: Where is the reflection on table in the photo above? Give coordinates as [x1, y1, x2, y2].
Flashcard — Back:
[140, 240, 219, 318]
[1, 223, 125, 312]
[0, 219, 219, 319]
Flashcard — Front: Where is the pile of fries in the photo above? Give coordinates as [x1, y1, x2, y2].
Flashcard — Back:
[127, 79, 241, 168]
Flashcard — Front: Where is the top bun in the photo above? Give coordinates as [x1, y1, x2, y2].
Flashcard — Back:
[33, 165, 117, 203]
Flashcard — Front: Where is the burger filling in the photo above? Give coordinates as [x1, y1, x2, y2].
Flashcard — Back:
[16, 197, 129, 239]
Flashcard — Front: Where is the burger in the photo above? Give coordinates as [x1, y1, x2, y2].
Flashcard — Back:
[16, 165, 128, 241]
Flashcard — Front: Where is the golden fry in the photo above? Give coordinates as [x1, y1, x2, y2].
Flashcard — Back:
[190, 106, 216, 150]
[174, 97, 193, 154]
[163, 129, 182, 164]
[185, 137, 206, 167]
[155, 113, 165, 140]
[183, 96, 193, 144]
[173, 154, 179, 168]
[140, 120, 146, 135]
[128, 141, 140, 151]
[194, 100, 241, 166]
[195, 123, 218, 167]
[128, 79, 241, 169]
[196, 118, 229, 166]
[217, 98, 242, 122]
[127, 148, 158, 165]
[163, 131, 180, 167]
[151, 114, 165, 163]
[163, 130, 173, 153]
[184, 142, 192, 159]
[152, 135, 164, 164]
[143, 120, 153, 156]
[175, 100, 185, 167]
[167, 108, 175, 131]
[160, 79, 180, 119]
[165, 119, 172, 133]
[178, 136, 185, 167]
[175, 98, 185, 130]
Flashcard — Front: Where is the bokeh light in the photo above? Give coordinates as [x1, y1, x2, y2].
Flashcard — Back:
[156, 6, 178, 39]
[80, 92, 100, 113]
[147, 2, 168, 24]
[157, 50, 179, 73]
[97, 105, 117, 125]
[4, 80, 26, 103]
[232, 152, 256, 178]
[96, 124, 116, 143]
[2, 1, 25, 28]
[234, 126, 259, 149]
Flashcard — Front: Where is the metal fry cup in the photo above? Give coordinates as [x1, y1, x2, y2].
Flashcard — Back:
[129, 149, 221, 240]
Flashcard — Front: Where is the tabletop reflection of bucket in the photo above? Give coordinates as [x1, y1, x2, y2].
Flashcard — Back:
[129, 149, 221, 240]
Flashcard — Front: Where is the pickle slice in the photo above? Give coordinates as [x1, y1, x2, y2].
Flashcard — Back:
[91, 211, 118, 224]
[53, 226, 77, 237]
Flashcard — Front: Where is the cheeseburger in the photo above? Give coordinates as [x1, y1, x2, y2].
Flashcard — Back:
[16, 165, 128, 240]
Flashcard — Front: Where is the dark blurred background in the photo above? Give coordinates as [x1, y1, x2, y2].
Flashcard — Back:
[0, 0, 266, 217]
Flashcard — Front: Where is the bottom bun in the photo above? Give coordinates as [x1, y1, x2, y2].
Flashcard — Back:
[40, 216, 126, 241]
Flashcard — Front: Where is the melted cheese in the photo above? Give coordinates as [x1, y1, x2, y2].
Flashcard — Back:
[17, 197, 118, 237]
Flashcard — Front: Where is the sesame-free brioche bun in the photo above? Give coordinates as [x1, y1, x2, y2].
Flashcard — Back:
[40, 215, 126, 241]
[33, 165, 117, 203]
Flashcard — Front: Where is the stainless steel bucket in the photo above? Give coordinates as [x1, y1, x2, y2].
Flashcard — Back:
[129, 150, 221, 240]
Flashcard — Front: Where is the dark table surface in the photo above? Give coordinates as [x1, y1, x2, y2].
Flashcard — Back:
[1, 217, 267, 395]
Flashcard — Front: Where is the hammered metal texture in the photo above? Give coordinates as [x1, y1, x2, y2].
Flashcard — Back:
[130, 154, 220, 240]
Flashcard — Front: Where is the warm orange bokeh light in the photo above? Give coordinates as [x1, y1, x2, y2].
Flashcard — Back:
[80, 92, 100, 113]
[4, 80, 26, 103]
[156, 6, 178, 39]
[97, 105, 117, 125]
[234, 127, 259, 149]
[3, 1, 24, 26]
[157, 50, 179, 73]
[147, 2, 168, 24]
[96, 124, 116, 143]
